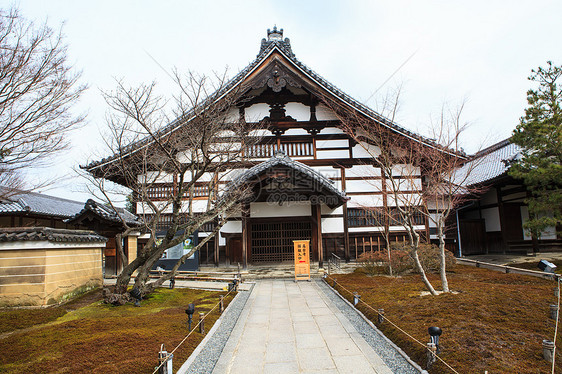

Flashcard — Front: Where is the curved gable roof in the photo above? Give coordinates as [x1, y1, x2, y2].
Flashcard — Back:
[225, 150, 349, 208]
[84, 27, 462, 174]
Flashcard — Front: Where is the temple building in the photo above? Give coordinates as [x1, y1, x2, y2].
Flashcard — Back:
[84, 27, 459, 269]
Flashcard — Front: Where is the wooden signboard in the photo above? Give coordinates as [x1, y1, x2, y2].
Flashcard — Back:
[293, 240, 311, 281]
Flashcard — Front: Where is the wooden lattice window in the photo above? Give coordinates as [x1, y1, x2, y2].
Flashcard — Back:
[250, 220, 312, 263]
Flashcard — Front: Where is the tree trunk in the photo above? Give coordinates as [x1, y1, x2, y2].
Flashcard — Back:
[408, 230, 437, 295]
[437, 220, 450, 293]
[411, 249, 438, 295]
[384, 233, 393, 276]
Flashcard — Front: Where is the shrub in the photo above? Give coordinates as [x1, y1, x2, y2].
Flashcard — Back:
[390, 242, 456, 274]
[357, 249, 412, 275]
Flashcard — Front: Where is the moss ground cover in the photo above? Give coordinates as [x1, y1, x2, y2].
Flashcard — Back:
[330, 265, 561, 373]
[0, 287, 232, 373]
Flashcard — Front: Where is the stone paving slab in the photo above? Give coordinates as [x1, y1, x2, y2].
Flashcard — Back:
[212, 280, 396, 373]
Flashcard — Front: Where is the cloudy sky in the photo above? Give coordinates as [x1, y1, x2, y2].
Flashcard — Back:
[12, 0, 562, 203]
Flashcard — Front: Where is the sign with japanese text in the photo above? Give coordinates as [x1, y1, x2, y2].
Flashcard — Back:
[293, 240, 310, 281]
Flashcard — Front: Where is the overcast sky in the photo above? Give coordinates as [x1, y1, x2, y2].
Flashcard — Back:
[11, 0, 562, 203]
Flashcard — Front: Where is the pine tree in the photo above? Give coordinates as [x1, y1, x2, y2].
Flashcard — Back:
[510, 61, 562, 237]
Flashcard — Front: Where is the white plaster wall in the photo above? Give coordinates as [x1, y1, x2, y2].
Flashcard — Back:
[248, 129, 271, 137]
[481, 207, 501, 231]
[388, 178, 422, 192]
[138, 171, 173, 184]
[245, 103, 269, 122]
[321, 205, 343, 215]
[316, 104, 339, 121]
[428, 213, 440, 228]
[137, 201, 172, 214]
[285, 102, 310, 121]
[391, 164, 420, 177]
[347, 195, 384, 207]
[347, 165, 380, 177]
[319, 126, 345, 134]
[352, 143, 381, 158]
[283, 128, 309, 136]
[387, 193, 422, 207]
[322, 217, 343, 233]
[224, 108, 239, 123]
[221, 220, 242, 233]
[218, 130, 237, 137]
[349, 227, 385, 233]
[250, 201, 311, 217]
[316, 139, 349, 149]
[346, 179, 382, 193]
[316, 149, 349, 159]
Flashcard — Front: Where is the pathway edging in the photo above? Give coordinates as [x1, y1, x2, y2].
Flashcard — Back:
[178, 283, 255, 374]
[316, 279, 426, 373]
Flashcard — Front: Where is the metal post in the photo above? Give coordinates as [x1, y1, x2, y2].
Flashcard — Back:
[426, 342, 437, 369]
[199, 312, 205, 334]
[219, 295, 224, 313]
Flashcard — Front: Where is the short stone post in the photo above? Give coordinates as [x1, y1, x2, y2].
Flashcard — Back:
[353, 293, 361, 306]
[426, 342, 437, 369]
[199, 312, 205, 334]
[219, 295, 224, 313]
[550, 304, 558, 320]
[377, 309, 385, 324]
[158, 344, 173, 374]
[543, 339, 555, 362]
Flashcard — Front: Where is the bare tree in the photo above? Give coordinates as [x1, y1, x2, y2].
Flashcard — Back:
[83, 71, 262, 301]
[0, 7, 86, 194]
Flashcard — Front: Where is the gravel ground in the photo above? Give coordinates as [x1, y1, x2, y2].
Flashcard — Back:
[182, 285, 254, 374]
[316, 279, 423, 374]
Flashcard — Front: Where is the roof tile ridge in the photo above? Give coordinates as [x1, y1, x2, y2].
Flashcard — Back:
[472, 138, 513, 158]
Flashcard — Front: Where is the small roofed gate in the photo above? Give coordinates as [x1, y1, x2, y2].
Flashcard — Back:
[250, 220, 312, 263]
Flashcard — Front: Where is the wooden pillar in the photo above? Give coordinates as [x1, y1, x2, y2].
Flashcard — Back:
[214, 222, 220, 267]
[241, 205, 249, 270]
[312, 203, 324, 268]
[341, 167, 350, 262]
[496, 187, 507, 254]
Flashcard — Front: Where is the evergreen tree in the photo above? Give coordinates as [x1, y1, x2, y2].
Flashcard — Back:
[510, 61, 562, 237]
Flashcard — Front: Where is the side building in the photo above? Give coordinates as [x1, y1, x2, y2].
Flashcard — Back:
[454, 139, 562, 255]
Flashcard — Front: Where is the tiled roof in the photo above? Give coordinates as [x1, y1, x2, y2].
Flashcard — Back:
[452, 139, 521, 186]
[67, 199, 141, 226]
[0, 227, 106, 243]
[0, 189, 85, 218]
[84, 28, 460, 173]
[225, 150, 349, 208]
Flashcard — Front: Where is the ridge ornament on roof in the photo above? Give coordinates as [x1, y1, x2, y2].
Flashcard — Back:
[259, 26, 294, 57]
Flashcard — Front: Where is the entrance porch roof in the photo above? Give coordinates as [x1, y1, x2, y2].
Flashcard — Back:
[226, 151, 349, 209]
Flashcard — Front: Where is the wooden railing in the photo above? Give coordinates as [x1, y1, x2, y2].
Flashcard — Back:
[146, 184, 209, 200]
[246, 141, 314, 158]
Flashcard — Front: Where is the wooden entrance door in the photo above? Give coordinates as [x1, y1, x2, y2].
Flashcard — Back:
[250, 220, 312, 263]
[459, 219, 486, 255]
[228, 238, 243, 264]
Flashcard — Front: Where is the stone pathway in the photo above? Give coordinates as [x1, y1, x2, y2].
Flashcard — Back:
[212, 280, 394, 374]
